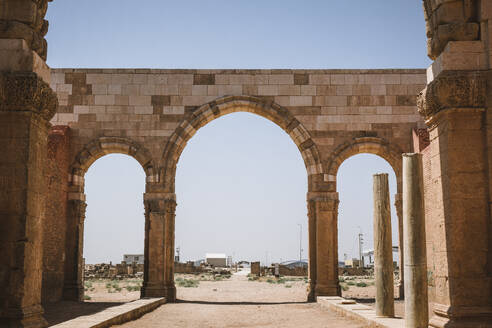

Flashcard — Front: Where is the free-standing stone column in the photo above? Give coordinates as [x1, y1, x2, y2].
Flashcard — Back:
[309, 192, 340, 297]
[141, 193, 176, 302]
[373, 173, 395, 317]
[403, 153, 428, 328]
[62, 195, 86, 301]
[394, 193, 404, 299]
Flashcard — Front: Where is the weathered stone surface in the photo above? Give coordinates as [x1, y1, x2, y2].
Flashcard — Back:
[141, 193, 176, 302]
[402, 153, 428, 328]
[0, 102, 52, 327]
[417, 70, 486, 119]
[373, 173, 394, 318]
[423, 0, 481, 59]
[42, 126, 70, 304]
[0, 0, 52, 60]
[0, 72, 57, 120]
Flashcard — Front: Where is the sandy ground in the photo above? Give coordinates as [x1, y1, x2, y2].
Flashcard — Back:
[47, 273, 410, 327]
[84, 278, 142, 302]
[339, 276, 405, 317]
[113, 270, 363, 328]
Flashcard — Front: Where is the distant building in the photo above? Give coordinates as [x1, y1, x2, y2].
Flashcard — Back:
[123, 254, 144, 265]
[344, 258, 361, 268]
[280, 260, 308, 268]
[206, 253, 227, 267]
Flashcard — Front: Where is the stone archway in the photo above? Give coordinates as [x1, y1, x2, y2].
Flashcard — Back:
[62, 137, 156, 301]
[159, 95, 325, 192]
[326, 137, 405, 297]
[149, 95, 329, 301]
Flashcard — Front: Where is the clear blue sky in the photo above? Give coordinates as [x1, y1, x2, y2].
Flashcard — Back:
[45, 1, 430, 264]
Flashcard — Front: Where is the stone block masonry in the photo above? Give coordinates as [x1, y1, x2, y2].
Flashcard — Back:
[50, 69, 426, 178]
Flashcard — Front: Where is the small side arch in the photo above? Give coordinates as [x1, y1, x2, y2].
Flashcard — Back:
[326, 137, 403, 192]
[69, 137, 157, 190]
[159, 95, 325, 192]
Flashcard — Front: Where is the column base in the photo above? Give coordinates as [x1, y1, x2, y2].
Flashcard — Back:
[430, 304, 492, 328]
[141, 283, 176, 302]
[307, 282, 316, 302]
[0, 304, 48, 328]
[62, 283, 84, 302]
[315, 283, 340, 297]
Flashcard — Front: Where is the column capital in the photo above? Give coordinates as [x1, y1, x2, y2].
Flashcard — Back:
[0, 71, 58, 121]
[143, 192, 176, 201]
[144, 192, 176, 213]
[417, 70, 487, 123]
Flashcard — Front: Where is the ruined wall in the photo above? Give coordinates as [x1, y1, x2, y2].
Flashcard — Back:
[174, 262, 205, 274]
[42, 126, 70, 304]
[278, 265, 307, 277]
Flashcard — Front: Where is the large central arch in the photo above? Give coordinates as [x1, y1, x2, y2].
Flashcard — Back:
[146, 95, 335, 301]
[159, 95, 325, 193]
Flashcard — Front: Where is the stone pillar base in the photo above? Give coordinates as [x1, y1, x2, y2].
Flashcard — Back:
[307, 282, 316, 302]
[141, 284, 176, 302]
[429, 305, 492, 328]
[315, 284, 340, 297]
[0, 305, 48, 328]
[62, 283, 83, 302]
[430, 315, 492, 328]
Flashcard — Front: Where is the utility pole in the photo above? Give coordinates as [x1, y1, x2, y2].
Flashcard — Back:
[298, 224, 303, 262]
[358, 231, 364, 268]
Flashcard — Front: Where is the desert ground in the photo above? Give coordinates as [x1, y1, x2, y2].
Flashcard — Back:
[46, 270, 406, 327]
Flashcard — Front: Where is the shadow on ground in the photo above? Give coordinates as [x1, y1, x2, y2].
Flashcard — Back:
[44, 301, 126, 326]
[176, 299, 307, 306]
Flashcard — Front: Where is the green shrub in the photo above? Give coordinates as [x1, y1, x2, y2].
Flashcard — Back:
[347, 281, 356, 286]
[285, 285, 292, 288]
[356, 282, 367, 287]
[177, 279, 199, 288]
[84, 295, 91, 300]
[266, 278, 275, 284]
[341, 284, 349, 291]
[276, 278, 286, 284]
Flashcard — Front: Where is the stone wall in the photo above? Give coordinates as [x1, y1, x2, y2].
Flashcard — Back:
[42, 126, 70, 304]
[174, 262, 205, 274]
[49, 68, 426, 187]
[278, 265, 307, 277]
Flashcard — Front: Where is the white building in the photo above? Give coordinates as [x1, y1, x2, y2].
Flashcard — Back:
[123, 254, 144, 265]
[206, 253, 227, 267]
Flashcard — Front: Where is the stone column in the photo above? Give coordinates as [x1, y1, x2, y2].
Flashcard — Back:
[62, 194, 86, 301]
[394, 193, 404, 299]
[0, 1, 55, 325]
[0, 73, 57, 327]
[307, 197, 317, 302]
[373, 174, 395, 318]
[141, 193, 176, 302]
[402, 153, 428, 328]
[309, 192, 340, 297]
[419, 69, 492, 327]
